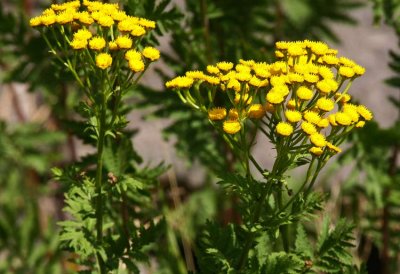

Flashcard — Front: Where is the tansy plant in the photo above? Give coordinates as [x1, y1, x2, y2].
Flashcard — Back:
[30, 1, 161, 273]
[166, 40, 373, 272]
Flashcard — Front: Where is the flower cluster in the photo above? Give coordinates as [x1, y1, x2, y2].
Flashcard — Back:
[30, 0, 159, 71]
[166, 40, 373, 157]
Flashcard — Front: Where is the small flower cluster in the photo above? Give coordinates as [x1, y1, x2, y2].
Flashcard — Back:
[30, 0, 159, 71]
[166, 40, 373, 156]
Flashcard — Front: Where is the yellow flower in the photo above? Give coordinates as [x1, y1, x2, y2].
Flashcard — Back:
[339, 66, 355, 78]
[207, 65, 220, 75]
[73, 29, 92, 41]
[285, 110, 302, 123]
[70, 39, 88, 50]
[270, 76, 287, 86]
[186, 71, 206, 80]
[118, 17, 139, 32]
[266, 92, 284, 105]
[272, 85, 290, 96]
[115, 35, 133, 49]
[254, 67, 270, 79]
[227, 79, 241, 92]
[316, 79, 332, 94]
[296, 86, 313, 100]
[322, 54, 339, 65]
[223, 120, 241, 134]
[353, 65, 365, 76]
[247, 104, 265, 119]
[217, 61, 234, 71]
[303, 111, 321, 124]
[275, 50, 284, 58]
[96, 53, 112, 69]
[326, 142, 342, 153]
[142, 47, 160, 61]
[208, 107, 227, 121]
[76, 11, 94, 25]
[109, 41, 118, 50]
[335, 112, 352, 126]
[310, 133, 326, 147]
[318, 66, 334, 79]
[288, 73, 304, 83]
[29, 16, 42, 27]
[317, 118, 329, 128]
[283, 99, 295, 110]
[310, 42, 329, 55]
[235, 72, 252, 82]
[287, 44, 304, 56]
[97, 15, 114, 27]
[304, 73, 319, 83]
[205, 76, 220, 85]
[125, 49, 141, 61]
[165, 76, 194, 89]
[357, 105, 373, 121]
[111, 10, 128, 21]
[131, 25, 146, 36]
[343, 104, 360, 122]
[138, 18, 156, 29]
[276, 122, 294, 136]
[89, 36, 106, 50]
[316, 97, 335, 112]
[328, 114, 337, 126]
[228, 109, 239, 120]
[235, 64, 251, 73]
[339, 57, 356, 67]
[301, 122, 317, 135]
[41, 14, 56, 26]
[56, 10, 75, 24]
[309, 146, 323, 156]
[128, 59, 145, 72]
[356, 121, 365, 128]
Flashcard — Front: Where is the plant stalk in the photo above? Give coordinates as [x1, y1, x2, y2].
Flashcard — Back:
[95, 91, 107, 274]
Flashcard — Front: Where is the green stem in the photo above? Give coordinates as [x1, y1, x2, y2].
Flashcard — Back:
[95, 84, 107, 274]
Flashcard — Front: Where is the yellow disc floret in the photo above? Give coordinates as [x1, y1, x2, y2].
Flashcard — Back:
[96, 53, 112, 69]
[223, 120, 241, 134]
[142, 47, 161, 61]
[276, 122, 294, 136]
[208, 107, 227, 121]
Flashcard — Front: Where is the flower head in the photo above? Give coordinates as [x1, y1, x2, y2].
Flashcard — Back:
[276, 122, 294, 136]
[223, 120, 241, 134]
[96, 53, 112, 69]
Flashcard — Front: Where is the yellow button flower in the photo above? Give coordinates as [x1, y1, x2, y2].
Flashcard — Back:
[89, 36, 106, 50]
[296, 86, 313, 100]
[208, 107, 227, 121]
[223, 120, 241, 134]
[115, 35, 133, 49]
[301, 122, 317, 135]
[266, 92, 284, 105]
[309, 146, 323, 156]
[310, 133, 326, 147]
[285, 110, 302, 123]
[142, 47, 160, 61]
[339, 66, 355, 78]
[96, 53, 112, 69]
[335, 112, 352, 126]
[247, 104, 265, 119]
[357, 105, 373, 121]
[316, 97, 335, 112]
[276, 122, 294, 136]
